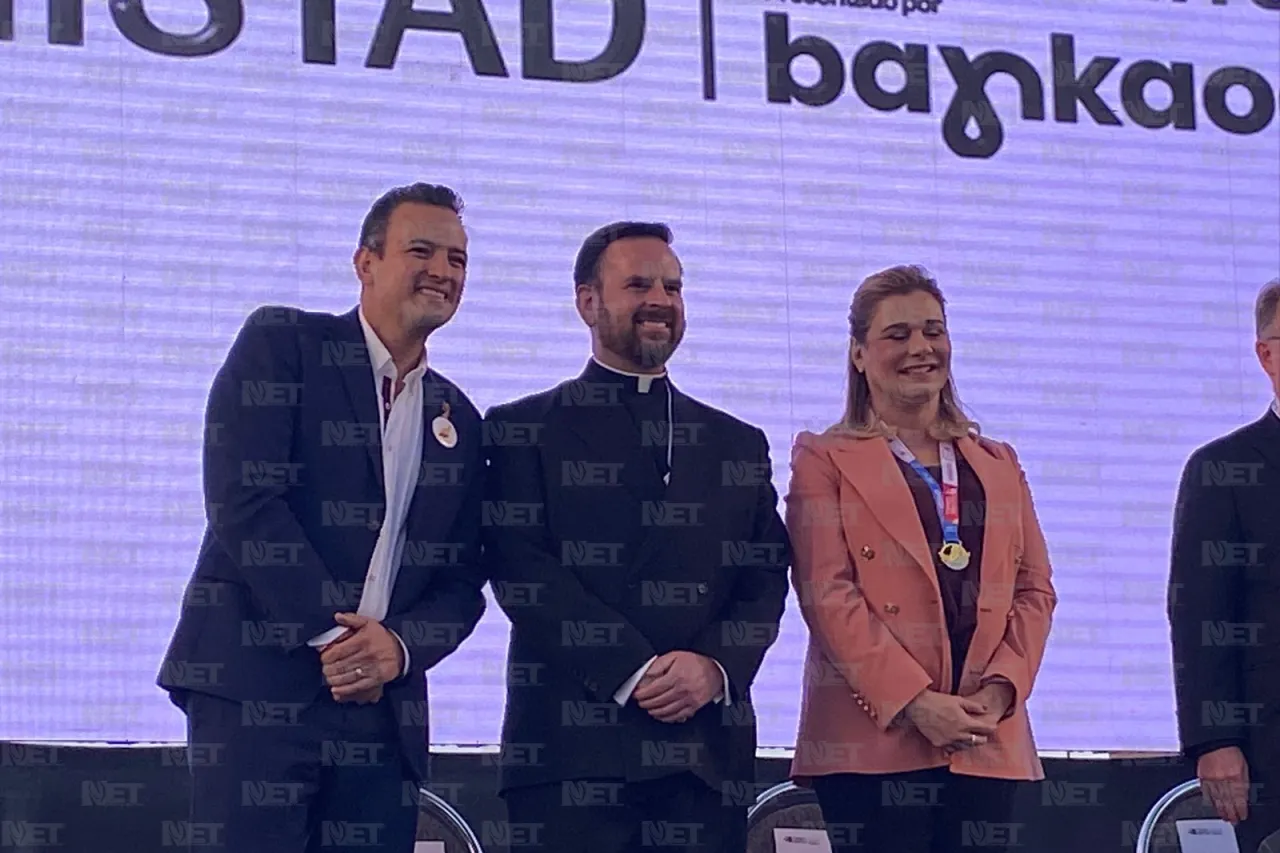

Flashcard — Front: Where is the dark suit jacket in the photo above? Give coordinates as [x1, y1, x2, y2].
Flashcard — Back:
[1169, 408, 1280, 775]
[483, 366, 791, 796]
[157, 306, 486, 782]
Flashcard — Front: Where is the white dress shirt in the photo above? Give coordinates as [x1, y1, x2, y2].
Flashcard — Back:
[308, 309, 425, 678]
[586, 358, 732, 708]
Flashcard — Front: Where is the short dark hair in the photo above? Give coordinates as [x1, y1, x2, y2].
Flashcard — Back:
[358, 183, 464, 256]
[573, 221, 673, 290]
[1256, 277, 1280, 338]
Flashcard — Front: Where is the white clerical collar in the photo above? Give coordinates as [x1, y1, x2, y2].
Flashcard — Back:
[590, 356, 667, 394]
[358, 307, 427, 378]
[1271, 397, 1279, 422]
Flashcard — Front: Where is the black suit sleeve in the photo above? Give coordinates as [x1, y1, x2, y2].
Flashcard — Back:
[483, 407, 657, 703]
[384, 434, 487, 677]
[203, 307, 343, 643]
[685, 427, 790, 701]
[1186, 738, 1246, 763]
[1168, 446, 1247, 758]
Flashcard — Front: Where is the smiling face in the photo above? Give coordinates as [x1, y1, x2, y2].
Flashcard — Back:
[577, 236, 686, 372]
[851, 290, 951, 410]
[354, 201, 467, 339]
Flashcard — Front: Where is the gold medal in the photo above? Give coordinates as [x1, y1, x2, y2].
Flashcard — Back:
[432, 402, 457, 449]
[938, 542, 970, 571]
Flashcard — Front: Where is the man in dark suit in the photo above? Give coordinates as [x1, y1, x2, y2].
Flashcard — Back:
[483, 221, 791, 852]
[1169, 277, 1280, 852]
[157, 183, 487, 853]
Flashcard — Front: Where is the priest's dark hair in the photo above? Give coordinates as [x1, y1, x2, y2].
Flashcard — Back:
[574, 221, 673, 290]
[359, 182, 465, 257]
[835, 264, 979, 441]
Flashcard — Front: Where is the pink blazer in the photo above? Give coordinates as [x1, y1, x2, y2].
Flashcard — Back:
[786, 429, 1056, 782]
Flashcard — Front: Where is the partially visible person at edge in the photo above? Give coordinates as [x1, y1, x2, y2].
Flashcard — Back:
[785, 265, 1057, 853]
[1169, 278, 1280, 852]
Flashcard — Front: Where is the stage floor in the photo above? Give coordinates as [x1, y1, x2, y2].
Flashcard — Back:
[0, 742, 1192, 852]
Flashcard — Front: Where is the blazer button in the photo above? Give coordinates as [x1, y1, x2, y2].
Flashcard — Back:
[860, 545, 875, 560]
[884, 603, 899, 615]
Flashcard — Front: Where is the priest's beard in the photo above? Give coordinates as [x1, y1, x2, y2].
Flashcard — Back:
[596, 302, 684, 370]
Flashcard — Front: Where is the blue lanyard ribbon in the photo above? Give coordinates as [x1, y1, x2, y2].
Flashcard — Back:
[888, 438, 961, 545]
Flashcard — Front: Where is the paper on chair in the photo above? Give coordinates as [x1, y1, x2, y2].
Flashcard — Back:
[412, 842, 445, 853]
[1176, 819, 1240, 853]
[774, 828, 833, 853]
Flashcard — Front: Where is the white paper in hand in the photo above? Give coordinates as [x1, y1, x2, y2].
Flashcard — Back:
[774, 828, 833, 853]
[1175, 819, 1240, 853]
[412, 843, 445, 853]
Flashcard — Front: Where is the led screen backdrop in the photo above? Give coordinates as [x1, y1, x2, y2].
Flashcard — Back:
[0, 0, 1277, 750]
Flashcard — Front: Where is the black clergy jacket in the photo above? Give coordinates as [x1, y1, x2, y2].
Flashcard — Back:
[482, 359, 791, 797]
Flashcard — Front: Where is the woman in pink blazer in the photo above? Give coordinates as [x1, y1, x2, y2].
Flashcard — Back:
[786, 265, 1056, 853]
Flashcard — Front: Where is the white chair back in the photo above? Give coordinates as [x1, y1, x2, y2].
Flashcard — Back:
[414, 786, 483, 853]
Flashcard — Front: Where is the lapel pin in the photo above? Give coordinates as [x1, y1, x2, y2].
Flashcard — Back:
[432, 401, 457, 449]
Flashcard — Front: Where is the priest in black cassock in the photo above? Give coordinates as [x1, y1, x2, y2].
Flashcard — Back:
[483, 221, 791, 852]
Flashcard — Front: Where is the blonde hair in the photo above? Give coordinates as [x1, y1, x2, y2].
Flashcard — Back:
[830, 264, 979, 441]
